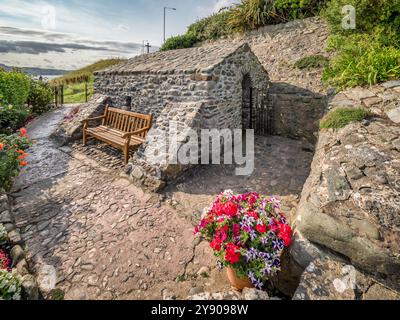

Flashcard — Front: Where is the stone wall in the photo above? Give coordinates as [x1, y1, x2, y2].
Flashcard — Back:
[94, 45, 269, 129]
[208, 17, 331, 143]
[124, 99, 242, 191]
[269, 82, 328, 143]
[0, 189, 39, 300]
[292, 82, 400, 295]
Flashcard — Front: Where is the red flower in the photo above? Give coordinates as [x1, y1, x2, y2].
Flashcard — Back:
[232, 224, 241, 237]
[0, 143, 3, 151]
[210, 238, 222, 252]
[18, 153, 27, 160]
[269, 218, 278, 232]
[246, 211, 259, 220]
[213, 203, 224, 216]
[20, 161, 28, 167]
[256, 224, 267, 234]
[278, 223, 293, 247]
[0, 249, 11, 271]
[19, 128, 28, 137]
[225, 243, 241, 265]
[223, 201, 238, 217]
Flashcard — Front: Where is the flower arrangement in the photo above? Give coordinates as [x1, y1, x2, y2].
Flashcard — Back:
[0, 248, 11, 272]
[194, 190, 293, 290]
[0, 128, 32, 191]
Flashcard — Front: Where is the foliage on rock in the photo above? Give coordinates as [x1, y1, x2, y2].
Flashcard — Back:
[294, 54, 329, 70]
[160, 33, 198, 52]
[319, 107, 369, 129]
[0, 269, 22, 300]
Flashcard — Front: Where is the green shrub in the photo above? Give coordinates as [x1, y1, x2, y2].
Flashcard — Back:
[275, 0, 326, 21]
[322, 33, 400, 88]
[28, 79, 53, 115]
[322, 0, 400, 37]
[320, 107, 369, 129]
[187, 11, 233, 41]
[0, 130, 32, 191]
[229, 0, 276, 32]
[0, 270, 22, 300]
[294, 54, 329, 69]
[0, 98, 30, 135]
[160, 33, 198, 51]
[0, 70, 30, 107]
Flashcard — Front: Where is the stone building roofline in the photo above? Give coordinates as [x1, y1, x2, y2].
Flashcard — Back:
[95, 42, 255, 76]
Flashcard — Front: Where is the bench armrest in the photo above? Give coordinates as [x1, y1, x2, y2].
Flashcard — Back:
[82, 116, 106, 129]
[123, 127, 150, 139]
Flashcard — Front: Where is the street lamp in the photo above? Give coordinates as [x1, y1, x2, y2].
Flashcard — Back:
[163, 6, 176, 43]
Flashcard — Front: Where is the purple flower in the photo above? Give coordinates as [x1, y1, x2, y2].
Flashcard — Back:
[251, 278, 264, 290]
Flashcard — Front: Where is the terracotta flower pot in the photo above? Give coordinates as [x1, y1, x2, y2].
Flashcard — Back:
[226, 267, 254, 291]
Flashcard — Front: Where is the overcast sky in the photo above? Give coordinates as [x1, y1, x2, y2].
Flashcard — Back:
[0, 0, 236, 70]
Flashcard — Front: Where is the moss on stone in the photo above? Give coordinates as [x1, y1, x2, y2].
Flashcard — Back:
[320, 107, 369, 129]
[294, 54, 329, 70]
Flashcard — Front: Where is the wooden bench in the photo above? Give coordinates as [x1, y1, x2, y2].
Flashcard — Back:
[82, 106, 153, 164]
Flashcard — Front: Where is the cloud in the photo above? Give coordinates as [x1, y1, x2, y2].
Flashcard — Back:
[0, 40, 110, 54]
[213, 0, 237, 13]
[114, 24, 130, 32]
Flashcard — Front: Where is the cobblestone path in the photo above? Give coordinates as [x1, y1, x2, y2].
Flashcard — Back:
[10, 105, 313, 300]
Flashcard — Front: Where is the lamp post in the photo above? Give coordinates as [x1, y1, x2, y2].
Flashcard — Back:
[163, 6, 176, 43]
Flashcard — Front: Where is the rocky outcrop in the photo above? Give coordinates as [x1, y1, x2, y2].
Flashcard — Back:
[187, 288, 275, 300]
[329, 81, 400, 120]
[294, 84, 400, 292]
[294, 259, 400, 300]
[50, 94, 110, 146]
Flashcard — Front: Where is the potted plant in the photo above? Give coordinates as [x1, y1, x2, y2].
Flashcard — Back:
[194, 190, 293, 291]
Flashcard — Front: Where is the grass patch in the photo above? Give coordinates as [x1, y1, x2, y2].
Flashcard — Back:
[320, 107, 369, 129]
[294, 54, 329, 70]
[63, 81, 94, 104]
[51, 59, 124, 86]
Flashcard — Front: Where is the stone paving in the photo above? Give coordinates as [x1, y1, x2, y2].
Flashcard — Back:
[10, 105, 314, 300]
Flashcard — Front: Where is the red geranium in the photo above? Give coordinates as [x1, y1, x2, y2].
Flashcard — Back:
[278, 223, 293, 247]
[246, 211, 259, 220]
[19, 128, 28, 137]
[0, 249, 11, 271]
[210, 238, 222, 252]
[256, 224, 267, 234]
[225, 243, 240, 265]
[223, 201, 237, 217]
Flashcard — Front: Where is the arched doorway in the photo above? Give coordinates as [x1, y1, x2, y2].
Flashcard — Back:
[242, 74, 253, 130]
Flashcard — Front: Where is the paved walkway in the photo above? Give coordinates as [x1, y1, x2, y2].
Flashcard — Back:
[11, 105, 313, 300]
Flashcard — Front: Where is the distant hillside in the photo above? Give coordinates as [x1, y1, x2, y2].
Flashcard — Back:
[0, 63, 70, 76]
[51, 59, 126, 85]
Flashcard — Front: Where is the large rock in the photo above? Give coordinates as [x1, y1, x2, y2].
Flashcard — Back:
[293, 259, 400, 300]
[295, 118, 400, 290]
[50, 94, 110, 146]
[270, 231, 340, 297]
[187, 288, 274, 300]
